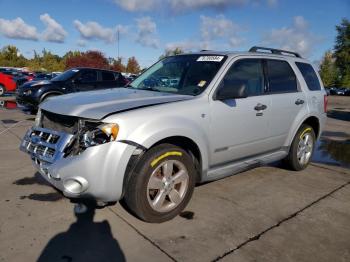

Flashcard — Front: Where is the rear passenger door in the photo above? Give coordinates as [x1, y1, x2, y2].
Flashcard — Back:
[75, 70, 98, 91]
[265, 59, 307, 148]
[99, 71, 119, 89]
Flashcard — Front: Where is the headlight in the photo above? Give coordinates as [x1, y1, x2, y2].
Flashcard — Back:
[23, 90, 32, 95]
[80, 123, 119, 148]
[34, 109, 42, 127]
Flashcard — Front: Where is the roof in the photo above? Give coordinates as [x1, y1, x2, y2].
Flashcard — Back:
[180, 46, 309, 62]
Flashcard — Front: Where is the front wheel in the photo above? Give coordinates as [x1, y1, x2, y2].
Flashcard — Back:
[283, 124, 316, 171]
[123, 144, 196, 223]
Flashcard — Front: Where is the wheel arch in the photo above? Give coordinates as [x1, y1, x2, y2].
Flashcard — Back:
[286, 115, 321, 147]
[150, 136, 202, 183]
[40, 91, 63, 102]
[302, 116, 320, 138]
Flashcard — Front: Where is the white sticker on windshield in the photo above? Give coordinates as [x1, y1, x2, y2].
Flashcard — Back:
[72, 69, 79, 72]
[197, 56, 224, 62]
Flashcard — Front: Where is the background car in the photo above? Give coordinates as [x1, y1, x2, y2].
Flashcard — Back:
[0, 72, 17, 96]
[33, 72, 60, 81]
[16, 67, 128, 110]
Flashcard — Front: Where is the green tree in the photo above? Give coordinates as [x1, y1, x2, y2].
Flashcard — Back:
[334, 18, 350, 87]
[26, 49, 65, 72]
[159, 47, 184, 60]
[0, 45, 27, 67]
[319, 51, 338, 87]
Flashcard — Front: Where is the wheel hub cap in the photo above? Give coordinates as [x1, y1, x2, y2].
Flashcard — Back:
[147, 159, 189, 213]
[297, 133, 313, 165]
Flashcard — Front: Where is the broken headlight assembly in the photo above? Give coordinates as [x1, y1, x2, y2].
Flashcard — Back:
[79, 123, 119, 149]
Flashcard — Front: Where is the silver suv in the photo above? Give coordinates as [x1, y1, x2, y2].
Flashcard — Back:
[20, 47, 327, 223]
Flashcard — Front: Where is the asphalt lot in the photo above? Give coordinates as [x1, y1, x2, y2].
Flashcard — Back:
[0, 95, 349, 262]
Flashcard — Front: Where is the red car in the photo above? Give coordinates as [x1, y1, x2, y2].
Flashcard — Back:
[0, 72, 17, 96]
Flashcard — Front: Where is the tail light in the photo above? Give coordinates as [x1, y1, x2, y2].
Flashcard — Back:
[324, 94, 328, 113]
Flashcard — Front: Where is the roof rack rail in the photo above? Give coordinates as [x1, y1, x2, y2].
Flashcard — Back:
[249, 46, 302, 58]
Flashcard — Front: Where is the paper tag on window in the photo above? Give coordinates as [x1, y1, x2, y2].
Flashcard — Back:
[198, 80, 207, 87]
[197, 56, 224, 62]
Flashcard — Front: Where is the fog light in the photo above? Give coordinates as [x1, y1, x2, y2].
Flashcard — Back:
[63, 177, 88, 194]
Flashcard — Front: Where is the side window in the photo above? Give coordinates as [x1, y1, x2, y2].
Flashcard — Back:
[266, 60, 297, 93]
[114, 72, 121, 80]
[102, 71, 115, 81]
[80, 70, 97, 82]
[221, 59, 264, 96]
[295, 62, 321, 91]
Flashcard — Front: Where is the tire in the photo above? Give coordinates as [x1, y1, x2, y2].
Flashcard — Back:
[123, 143, 196, 223]
[283, 124, 316, 171]
[0, 85, 5, 96]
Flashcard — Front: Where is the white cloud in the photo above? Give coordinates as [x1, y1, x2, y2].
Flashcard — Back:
[229, 37, 245, 47]
[170, 0, 248, 11]
[165, 15, 245, 53]
[0, 17, 39, 40]
[40, 13, 67, 43]
[77, 39, 87, 47]
[135, 17, 159, 48]
[113, 0, 156, 11]
[114, 0, 277, 12]
[200, 15, 239, 40]
[73, 20, 127, 44]
[262, 16, 318, 57]
[200, 15, 244, 48]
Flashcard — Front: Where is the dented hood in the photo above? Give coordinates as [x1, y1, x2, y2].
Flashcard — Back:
[40, 88, 193, 119]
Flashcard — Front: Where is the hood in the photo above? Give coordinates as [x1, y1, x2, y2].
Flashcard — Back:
[40, 88, 194, 119]
[20, 79, 53, 89]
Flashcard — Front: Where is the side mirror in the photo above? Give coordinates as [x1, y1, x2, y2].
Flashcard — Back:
[215, 80, 248, 100]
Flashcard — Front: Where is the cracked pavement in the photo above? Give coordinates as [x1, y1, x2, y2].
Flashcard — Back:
[0, 96, 349, 262]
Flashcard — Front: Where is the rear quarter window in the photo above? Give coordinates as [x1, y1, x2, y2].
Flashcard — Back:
[295, 62, 321, 91]
[102, 71, 115, 81]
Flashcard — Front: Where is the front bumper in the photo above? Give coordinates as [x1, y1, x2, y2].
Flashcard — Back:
[20, 126, 136, 202]
[16, 94, 38, 108]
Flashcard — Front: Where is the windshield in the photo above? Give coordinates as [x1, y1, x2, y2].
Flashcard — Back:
[52, 69, 79, 82]
[129, 54, 227, 96]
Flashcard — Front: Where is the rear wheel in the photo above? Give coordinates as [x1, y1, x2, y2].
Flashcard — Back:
[283, 124, 316, 171]
[0, 85, 5, 96]
[123, 144, 196, 223]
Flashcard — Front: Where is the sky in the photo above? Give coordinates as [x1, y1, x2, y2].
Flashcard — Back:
[0, 0, 349, 67]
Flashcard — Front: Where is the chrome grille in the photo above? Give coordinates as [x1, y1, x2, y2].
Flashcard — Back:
[20, 127, 74, 165]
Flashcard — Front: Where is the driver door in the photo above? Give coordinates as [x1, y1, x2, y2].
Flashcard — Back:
[209, 58, 273, 166]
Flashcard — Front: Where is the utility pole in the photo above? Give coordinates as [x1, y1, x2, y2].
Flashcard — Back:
[117, 28, 120, 59]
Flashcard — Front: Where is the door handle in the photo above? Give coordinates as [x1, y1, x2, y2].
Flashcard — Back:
[254, 103, 267, 111]
[295, 99, 304, 105]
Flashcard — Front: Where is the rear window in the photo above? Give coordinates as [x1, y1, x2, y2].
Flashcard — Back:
[102, 71, 115, 81]
[266, 60, 297, 93]
[295, 62, 321, 91]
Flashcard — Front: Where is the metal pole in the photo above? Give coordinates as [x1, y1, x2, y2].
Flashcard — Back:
[117, 29, 120, 59]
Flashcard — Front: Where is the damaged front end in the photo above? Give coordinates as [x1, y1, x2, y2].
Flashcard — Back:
[20, 109, 140, 202]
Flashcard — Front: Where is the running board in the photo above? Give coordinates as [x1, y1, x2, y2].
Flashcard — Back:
[204, 149, 288, 182]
